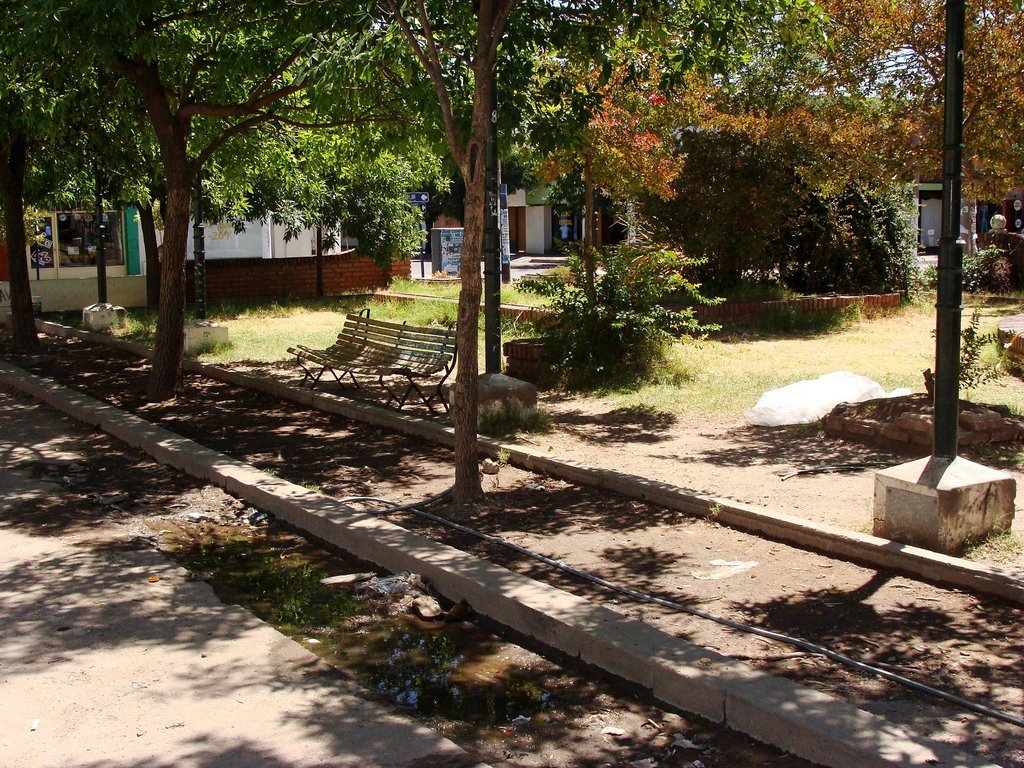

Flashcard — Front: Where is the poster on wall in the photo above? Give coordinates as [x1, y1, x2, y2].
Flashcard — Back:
[430, 228, 464, 276]
[30, 219, 54, 270]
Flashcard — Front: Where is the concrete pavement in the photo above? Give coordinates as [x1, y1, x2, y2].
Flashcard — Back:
[0, 363, 1004, 768]
[0, 388, 487, 768]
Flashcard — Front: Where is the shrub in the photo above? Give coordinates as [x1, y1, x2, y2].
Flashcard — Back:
[962, 246, 1012, 294]
[770, 185, 916, 297]
[520, 241, 717, 388]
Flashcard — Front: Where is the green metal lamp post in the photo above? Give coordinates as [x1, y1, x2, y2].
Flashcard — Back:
[933, 0, 966, 458]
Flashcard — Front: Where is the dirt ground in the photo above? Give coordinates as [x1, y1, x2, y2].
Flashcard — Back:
[2, 333, 1023, 768]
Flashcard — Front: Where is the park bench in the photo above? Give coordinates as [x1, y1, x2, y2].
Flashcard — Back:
[288, 310, 457, 413]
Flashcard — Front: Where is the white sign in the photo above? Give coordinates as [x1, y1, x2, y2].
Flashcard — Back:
[437, 228, 463, 275]
[500, 209, 510, 264]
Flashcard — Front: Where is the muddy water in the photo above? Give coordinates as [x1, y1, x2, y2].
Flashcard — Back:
[153, 517, 816, 767]
[159, 520, 559, 728]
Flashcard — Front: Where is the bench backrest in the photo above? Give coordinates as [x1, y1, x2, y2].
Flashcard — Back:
[335, 314, 457, 367]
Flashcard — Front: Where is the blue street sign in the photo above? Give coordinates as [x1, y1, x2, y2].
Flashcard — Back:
[408, 192, 429, 204]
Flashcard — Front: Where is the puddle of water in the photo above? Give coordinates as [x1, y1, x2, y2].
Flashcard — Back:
[158, 520, 554, 730]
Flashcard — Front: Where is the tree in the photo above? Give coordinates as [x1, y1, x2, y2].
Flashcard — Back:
[374, 0, 795, 503]
[24, 1, 403, 400]
[811, 0, 1024, 197]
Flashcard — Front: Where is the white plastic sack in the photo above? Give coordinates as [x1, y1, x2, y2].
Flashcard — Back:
[744, 371, 912, 427]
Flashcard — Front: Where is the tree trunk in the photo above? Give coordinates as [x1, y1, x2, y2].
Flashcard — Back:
[582, 153, 597, 303]
[452, 156, 485, 503]
[139, 200, 161, 306]
[146, 166, 190, 401]
[0, 133, 39, 351]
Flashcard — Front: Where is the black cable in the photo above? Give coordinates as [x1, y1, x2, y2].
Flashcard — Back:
[339, 489, 1024, 729]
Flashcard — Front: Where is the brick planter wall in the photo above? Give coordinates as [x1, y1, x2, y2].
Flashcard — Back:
[683, 293, 901, 323]
[503, 338, 555, 388]
[186, 253, 409, 303]
[822, 397, 1024, 452]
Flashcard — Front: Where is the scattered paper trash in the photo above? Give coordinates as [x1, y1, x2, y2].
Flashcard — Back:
[691, 560, 758, 580]
[744, 371, 911, 426]
[319, 573, 375, 587]
[692, 760, 706, 768]
[511, 715, 531, 725]
[30, 719, 39, 732]
[247, 510, 270, 525]
[671, 735, 706, 750]
[601, 726, 626, 736]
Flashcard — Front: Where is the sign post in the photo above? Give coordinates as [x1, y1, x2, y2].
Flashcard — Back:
[409, 191, 429, 278]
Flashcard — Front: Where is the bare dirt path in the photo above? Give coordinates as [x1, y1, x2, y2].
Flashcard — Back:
[2, 334, 1022, 767]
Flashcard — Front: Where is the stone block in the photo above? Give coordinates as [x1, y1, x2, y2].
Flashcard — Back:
[880, 424, 910, 443]
[184, 321, 229, 353]
[873, 456, 1015, 555]
[445, 373, 537, 426]
[959, 409, 1005, 431]
[895, 413, 933, 434]
[82, 302, 127, 332]
[844, 420, 879, 437]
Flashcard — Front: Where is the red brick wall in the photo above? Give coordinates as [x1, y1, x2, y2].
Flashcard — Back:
[185, 253, 409, 302]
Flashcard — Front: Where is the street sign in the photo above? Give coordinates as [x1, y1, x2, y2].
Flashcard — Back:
[409, 191, 429, 209]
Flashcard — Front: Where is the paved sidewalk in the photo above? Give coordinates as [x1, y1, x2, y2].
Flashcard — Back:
[0, 388, 486, 768]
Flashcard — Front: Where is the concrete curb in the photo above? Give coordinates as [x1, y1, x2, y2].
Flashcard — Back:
[0, 358, 1002, 768]
[32, 319, 1024, 606]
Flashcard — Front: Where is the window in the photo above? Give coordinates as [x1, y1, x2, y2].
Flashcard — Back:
[56, 211, 123, 268]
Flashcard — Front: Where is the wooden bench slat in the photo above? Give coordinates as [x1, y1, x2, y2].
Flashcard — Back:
[291, 312, 457, 412]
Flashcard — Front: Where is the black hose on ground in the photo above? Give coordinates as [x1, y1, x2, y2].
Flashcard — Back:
[339, 488, 1024, 729]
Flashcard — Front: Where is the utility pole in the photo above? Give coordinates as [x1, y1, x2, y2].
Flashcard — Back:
[483, 77, 501, 374]
[933, 0, 965, 458]
[192, 173, 207, 321]
[95, 164, 107, 304]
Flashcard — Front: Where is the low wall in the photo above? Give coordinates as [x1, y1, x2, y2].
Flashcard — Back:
[688, 293, 901, 323]
[377, 291, 903, 327]
[0, 276, 148, 313]
[185, 253, 409, 302]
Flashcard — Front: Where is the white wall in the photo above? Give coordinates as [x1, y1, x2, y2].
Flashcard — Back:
[525, 205, 552, 254]
[1, 276, 148, 313]
[186, 220, 271, 259]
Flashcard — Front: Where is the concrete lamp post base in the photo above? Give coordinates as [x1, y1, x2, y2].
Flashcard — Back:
[82, 303, 127, 332]
[445, 372, 538, 426]
[184, 320, 229, 354]
[873, 456, 1015, 555]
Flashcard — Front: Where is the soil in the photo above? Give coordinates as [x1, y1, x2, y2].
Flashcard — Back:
[2, 333, 1023, 768]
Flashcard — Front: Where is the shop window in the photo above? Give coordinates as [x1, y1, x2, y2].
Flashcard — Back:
[56, 211, 123, 268]
[29, 216, 56, 272]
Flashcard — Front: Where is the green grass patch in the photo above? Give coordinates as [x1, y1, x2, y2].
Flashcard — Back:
[388, 277, 548, 307]
[962, 530, 1024, 563]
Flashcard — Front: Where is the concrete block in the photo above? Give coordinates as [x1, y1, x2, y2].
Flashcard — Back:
[873, 456, 1015, 555]
[82, 302, 127, 332]
[446, 372, 537, 424]
[184, 320, 229, 353]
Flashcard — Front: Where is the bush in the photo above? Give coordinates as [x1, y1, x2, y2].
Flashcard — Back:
[770, 185, 916, 297]
[962, 246, 1012, 294]
[520, 241, 717, 388]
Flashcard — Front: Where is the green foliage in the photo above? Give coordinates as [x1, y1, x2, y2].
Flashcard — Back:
[520, 241, 716, 388]
[770, 185, 916, 296]
[478, 408, 552, 439]
[959, 309, 999, 397]
[741, 303, 862, 336]
[962, 246, 1013, 294]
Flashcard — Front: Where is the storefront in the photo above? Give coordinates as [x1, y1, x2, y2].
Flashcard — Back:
[25, 209, 137, 280]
